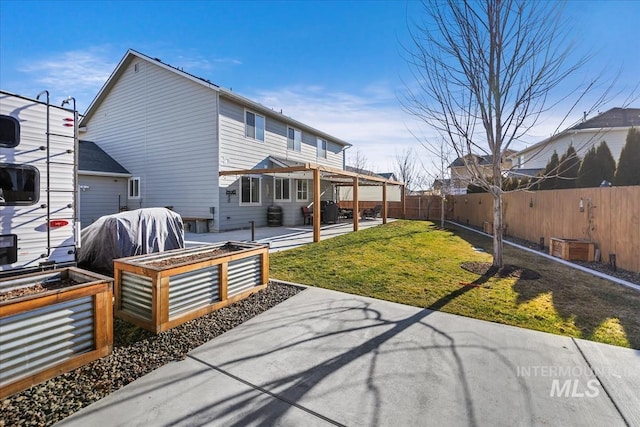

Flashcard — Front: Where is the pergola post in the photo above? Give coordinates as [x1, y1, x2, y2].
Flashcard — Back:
[313, 168, 321, 242]
[401, 185, 406, 219]
[382, 184, 387, 224]
[353, 176, 359, 232]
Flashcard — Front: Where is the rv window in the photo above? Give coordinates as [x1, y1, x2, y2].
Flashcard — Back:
[0, 115, 20, 148]
[0, 164, 38, 205]
[0, 234, 18, 265]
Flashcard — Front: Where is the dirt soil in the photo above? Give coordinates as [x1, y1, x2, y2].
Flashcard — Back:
[460, 261, 541, 280]
[145, 243, 247, 268]
[0, 279, 82, 302]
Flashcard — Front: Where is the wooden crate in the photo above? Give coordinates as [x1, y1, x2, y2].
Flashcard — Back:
[0, 268, 113, 399]
[549, 238, 595, 262]
[113, 241, 269, 333]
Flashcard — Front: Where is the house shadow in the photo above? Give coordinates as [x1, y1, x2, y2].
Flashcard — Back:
[448, 223, 640, 350]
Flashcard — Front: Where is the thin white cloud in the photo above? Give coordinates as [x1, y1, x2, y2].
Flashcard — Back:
[18, 48, 117, 112]
[250, 84, 431, 173]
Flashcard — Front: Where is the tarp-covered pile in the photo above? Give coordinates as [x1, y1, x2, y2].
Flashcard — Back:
[78, 208, 185, 273]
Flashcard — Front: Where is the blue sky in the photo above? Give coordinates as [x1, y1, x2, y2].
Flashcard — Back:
[1, 0, 638, 177]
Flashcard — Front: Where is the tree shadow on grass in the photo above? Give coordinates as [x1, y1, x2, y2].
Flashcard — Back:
[448, 223, 640, 349]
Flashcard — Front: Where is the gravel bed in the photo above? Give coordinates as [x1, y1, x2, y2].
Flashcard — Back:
[0, 282, 303, 427]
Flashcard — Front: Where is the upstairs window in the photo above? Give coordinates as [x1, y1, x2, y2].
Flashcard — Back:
[128, 177, 140, 199]
[0, 164, 38, 205]
[241, 176, 261, 205]
[275, 177, 290, 201]
[317, 138, 327, 158]
[0, 115, 20, 148]
[287, 127, 301, 152]
[245, 111, 265, 141]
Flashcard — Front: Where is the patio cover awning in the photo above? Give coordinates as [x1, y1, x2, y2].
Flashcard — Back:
[219, 162, 406, 242]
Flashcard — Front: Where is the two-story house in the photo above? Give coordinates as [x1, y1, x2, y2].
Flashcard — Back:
[448, 152, 515, 194]
[510, 108, 640, 172]
[80, 49, 393, 232]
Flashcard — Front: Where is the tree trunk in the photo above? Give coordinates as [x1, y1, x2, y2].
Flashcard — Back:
[492, 188, 503, 267]
[441, 196, 445, 229]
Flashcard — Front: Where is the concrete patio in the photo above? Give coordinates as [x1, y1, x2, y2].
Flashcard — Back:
[184, 218, 391, 252]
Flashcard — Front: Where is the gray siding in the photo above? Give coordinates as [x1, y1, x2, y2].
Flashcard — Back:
[217, 97, 346, 229]
[78, 174, 128, 227]
[82, 58, 219, 220]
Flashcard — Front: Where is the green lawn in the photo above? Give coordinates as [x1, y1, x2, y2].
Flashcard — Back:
[269, 220, 640, 349]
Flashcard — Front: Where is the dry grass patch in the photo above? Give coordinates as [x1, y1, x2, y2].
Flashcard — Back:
[270, 220, 640, 349]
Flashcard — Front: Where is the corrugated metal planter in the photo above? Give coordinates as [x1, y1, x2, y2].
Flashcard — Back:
[113, 241, 269, 333]
[0, 268, 114, 399]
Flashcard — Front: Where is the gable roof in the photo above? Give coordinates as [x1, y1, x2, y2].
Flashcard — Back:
[81, 49, 351, 148]
[515, 107, 640, 156]
[78, 140, 130, 176]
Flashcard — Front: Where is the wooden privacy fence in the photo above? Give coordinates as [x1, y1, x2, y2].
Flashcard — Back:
[339, 195, 443, 221]
[449, 186, 640, 273]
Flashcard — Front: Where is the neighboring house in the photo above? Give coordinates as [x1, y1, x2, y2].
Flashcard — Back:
[79, 49, 354, 232]
[448, 152, 514, 194]
[338, 168, 401, 201]
[511, 108, 640, 170]
[78, 140, 130, 227]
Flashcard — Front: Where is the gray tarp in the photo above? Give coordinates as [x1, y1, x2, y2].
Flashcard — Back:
[78, 208, 185, 273]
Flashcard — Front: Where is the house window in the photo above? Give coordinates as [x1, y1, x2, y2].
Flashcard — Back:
[128, 177, 140, 199]
[0, 115, 20, 148]
[317, 138, 327, 158]
[241, 176, 261, 205]
[0, 164, 38, 205]
[296, 179, 309, 201]
[518, 155, 525, 168]
[274, 177, 290, 201]
[287, 127, 301, 151]
[245, 111, 265, 142]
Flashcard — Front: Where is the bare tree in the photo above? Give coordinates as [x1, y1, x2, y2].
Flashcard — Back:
[404, 0, 599, 267]
[346, 149, 370, 174]
[393, 147, 421, 193]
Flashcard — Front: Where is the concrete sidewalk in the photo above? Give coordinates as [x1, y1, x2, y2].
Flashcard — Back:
[58, 287, 639, 427]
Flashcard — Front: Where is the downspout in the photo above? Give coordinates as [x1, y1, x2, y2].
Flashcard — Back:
[36, 90, 51, 258]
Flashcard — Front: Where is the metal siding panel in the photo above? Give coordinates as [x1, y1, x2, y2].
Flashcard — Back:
[227, 255, 261, 297]
[120, 271, 153, 320]
[168, 266, 220, 318]
[0, 296, 94, 387]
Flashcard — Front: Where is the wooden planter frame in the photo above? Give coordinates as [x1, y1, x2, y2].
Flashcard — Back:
[113, 241, 269, 333]
[0, 268, 114, 399]
[550, 238, 595, 262]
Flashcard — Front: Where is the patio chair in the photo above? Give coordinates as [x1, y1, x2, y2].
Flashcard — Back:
[362, 205, 383, 219]
[301, 206, 313, 225]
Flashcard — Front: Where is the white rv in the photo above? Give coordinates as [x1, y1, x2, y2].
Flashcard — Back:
[0, 90, 79, 276]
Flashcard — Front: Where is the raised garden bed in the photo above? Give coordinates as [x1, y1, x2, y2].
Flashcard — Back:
[113, 241, 269, 333]
[0, 267, 114, 399]
[550, 238, 595, 262]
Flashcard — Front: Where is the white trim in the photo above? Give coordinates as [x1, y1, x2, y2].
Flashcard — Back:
[244, 109, 265, 142]
[78, 170, 131, 178]
[287, 126, 302, 152]
[128, 177, 141, 199]
[240, 175, 262, 206]
[296, 179, 309, 201]
[274, 177, 291, 202]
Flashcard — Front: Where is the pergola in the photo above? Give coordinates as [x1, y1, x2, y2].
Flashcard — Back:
[219, 163, 405, 242]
